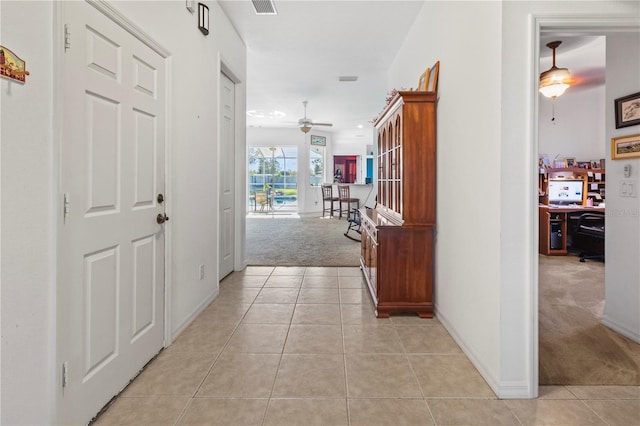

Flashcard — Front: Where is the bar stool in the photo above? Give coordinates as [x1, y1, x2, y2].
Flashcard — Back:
[338, 185, 359, 219]
[321, 184, 339, 217]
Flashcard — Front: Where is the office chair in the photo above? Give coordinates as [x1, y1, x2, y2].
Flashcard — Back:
[572, 212, 605, 262]
[337, 185, 359, 219]
[321, 184, 339, 218]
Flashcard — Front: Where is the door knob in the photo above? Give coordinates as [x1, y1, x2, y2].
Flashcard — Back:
[157, 213, 169, 224]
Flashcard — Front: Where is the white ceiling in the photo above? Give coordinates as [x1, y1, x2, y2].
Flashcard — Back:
[218, 1, 606, 140]
[218, 0, 425, 141]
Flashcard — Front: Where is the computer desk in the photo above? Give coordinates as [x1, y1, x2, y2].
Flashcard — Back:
[539, 204, 605, 255]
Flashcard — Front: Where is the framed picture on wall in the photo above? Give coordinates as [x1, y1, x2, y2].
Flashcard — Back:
[615, 91, 640, 129]
[310, 135, 326, 146]
[538, 154, 550, 170]
[611, 133, 640, 160]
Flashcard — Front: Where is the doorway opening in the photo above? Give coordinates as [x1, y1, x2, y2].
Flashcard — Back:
[535, 28, 640, 387]
[333, 155, 358, 183]
[248, 146, 299, 215]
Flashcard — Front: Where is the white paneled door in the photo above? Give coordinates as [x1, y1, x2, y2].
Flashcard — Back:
[59, 2, 167, 424]
[219, 73, 235, 279]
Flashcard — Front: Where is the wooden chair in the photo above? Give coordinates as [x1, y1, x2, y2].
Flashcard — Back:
[254, 191, 269, 211]
[321, 184, 339, 217]
[337, 185, 359, 219]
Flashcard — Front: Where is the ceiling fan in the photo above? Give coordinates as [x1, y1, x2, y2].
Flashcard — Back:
[296, 100, 332, 133]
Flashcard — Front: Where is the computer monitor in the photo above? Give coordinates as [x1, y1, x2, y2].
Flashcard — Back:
[547, 178, 585, 205]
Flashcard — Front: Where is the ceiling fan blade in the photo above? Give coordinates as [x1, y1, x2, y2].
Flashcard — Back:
[293, 101, 333, 128]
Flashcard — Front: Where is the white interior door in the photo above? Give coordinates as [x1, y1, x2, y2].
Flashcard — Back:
[219, 73, 235, 279]
[59, 2, 166, 424]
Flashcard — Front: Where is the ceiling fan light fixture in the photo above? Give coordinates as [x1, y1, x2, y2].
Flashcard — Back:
[295, 100, 332, 133]
[539, 71, 570, 99]
[539, 41, 571, 99]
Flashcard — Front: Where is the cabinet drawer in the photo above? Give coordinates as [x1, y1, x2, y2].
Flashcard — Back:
[361, 216, 377, 243]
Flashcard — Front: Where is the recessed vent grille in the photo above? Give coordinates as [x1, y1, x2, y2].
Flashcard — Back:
[338, 76, 358, 82]
[252, 0, 277, 15]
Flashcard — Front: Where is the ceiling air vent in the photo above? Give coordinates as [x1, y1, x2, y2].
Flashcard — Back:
[252, 0, 277, 15]
[338, 76, 358, 82]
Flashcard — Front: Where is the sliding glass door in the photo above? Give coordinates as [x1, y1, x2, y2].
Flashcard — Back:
[248, 146, 298, 214]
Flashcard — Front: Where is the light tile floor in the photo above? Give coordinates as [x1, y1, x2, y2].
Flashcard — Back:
[94, 266, 640, 426]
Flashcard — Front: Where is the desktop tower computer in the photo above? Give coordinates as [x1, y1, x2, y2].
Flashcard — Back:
[550, 222, 562, 250]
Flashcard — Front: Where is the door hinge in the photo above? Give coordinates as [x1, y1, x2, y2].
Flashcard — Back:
[62, 362, 69, 388]
[64, 24, 71, 52]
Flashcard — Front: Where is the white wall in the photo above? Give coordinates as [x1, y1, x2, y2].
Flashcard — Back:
[539, 85, 606, 162]
[1, 1, 246, 423]
[391, 0, 639, 399]
[603, 32, 640, 343]
[1, 2, 56, 424]
[390, 0, 504, 395]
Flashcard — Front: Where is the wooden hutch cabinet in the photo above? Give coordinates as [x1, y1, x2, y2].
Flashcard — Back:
[360, 91, 436, 318]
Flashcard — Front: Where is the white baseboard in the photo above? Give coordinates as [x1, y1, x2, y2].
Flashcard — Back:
[602, 315, 640, 343]
[170, 288, 219, 342]
[434, 307, 500, 396]
[497, 380, 535, 399]
[435, 306, 535, 399]
[297, 211, 320, 218]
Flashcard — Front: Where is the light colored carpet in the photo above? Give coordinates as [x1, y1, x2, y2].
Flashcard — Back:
[539, 254, 640, 385]
[246, 215, 361, 266]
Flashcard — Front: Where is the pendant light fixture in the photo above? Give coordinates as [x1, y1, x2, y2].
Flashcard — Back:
[539, 41, 571, 99]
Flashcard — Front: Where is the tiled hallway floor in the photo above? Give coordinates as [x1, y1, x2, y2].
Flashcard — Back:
[94, 266, 640, 425]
